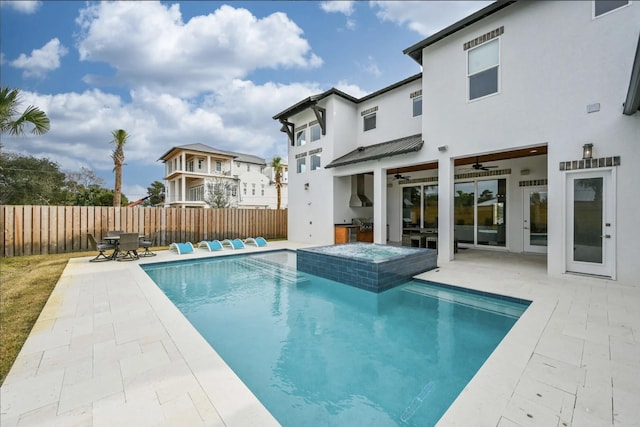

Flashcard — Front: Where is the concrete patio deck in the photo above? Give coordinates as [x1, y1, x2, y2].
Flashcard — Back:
[1, 242, 639, 426]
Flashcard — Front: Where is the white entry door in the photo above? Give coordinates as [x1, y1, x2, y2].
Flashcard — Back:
[523, 186, 547, 253]
[566, 170, 615, 278]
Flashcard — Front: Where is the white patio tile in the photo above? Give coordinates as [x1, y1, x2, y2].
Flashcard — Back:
[57, 371, 123, 414]
[2, 246, 640, 427]
[0, 369, 65, 418]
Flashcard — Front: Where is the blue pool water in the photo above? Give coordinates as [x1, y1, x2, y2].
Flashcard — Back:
[143, 251, 529, 426]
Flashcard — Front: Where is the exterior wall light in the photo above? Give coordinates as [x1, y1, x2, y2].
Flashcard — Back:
[583, 143, 593, 159]
[304, 182, 309, 190]
[438, 145, 448, 152]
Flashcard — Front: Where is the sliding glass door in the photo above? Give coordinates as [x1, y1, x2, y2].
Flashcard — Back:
[454, 179, 507, 247]
[402, 185, 438, 244]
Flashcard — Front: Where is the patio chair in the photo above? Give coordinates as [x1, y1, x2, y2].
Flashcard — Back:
[169, 242, 194, 254]
[221, 238, 245, 250]
[198, 240, 224, 251]
[139, 233, 157, 257]
[116, 233, 140, 261]
[245, 237, 268, 247]
[87, 233, 115, 262]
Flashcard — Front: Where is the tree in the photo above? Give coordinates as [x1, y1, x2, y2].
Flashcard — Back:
[110, 129, 128, 207]
[0, 86, 50, 137]
[144, 180, 165, 206]
[205, 178, 236, 208]
[0, 152, 68, 205]
[271, 156, 284, 210]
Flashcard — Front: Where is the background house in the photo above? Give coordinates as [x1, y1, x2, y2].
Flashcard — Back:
[159, 143, 288, 209]
[275, 0, 639, 284]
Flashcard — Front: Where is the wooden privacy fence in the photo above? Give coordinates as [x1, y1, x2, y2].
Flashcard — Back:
[1, 205, 288, 257]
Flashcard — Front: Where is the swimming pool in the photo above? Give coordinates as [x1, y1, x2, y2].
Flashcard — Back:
[143, 251, 529, 426]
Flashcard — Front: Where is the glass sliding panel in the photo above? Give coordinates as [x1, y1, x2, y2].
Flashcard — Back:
[529, 191, 548, 247]
[402, 187, 422, 242]
[476, 179, 506, 246]
[573, 178, 603, 263]
[454, 182, 475, 244]
[423, 185, 438, 229]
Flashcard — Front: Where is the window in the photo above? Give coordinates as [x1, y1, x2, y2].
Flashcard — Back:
[468, 38, 499, 100]
[412, 96, 422, 117]
[454, 179, 506, 247]
[594, 0, 629, 17]
[311, 153, 321, 171]
[247, 164, 251, 172]
[261, 184, 265, 196]
[363, 113, 376, 131]
[296, 129, 306, 146]
[198, 159, 204, 169]
[187, 160, 194, 172]
[188, 185, 204, 201]
[215, 161, 221, 172]
[297, 157, 306, 173]
[310, 123, 321, 142]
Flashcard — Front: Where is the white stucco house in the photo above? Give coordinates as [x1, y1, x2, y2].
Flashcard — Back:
[158, 144, 288, 209]
[273, 0, 640, 283]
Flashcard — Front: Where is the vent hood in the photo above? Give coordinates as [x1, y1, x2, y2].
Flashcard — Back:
[349, 174, 373, 207]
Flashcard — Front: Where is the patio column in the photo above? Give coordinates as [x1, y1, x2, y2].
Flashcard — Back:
[373, 167, 387, 244]
[438, 157, 455, 263]
[181, 176, 186, 205]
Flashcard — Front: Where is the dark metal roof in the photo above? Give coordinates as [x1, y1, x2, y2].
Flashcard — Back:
[272, 73, 422, 121]
[272, 89, 357, 121]
[623, 33, 640, 116]
[403, 1, 517, 65]
[325, 134, 423, 169]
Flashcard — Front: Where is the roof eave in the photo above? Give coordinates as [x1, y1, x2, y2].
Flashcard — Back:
[623, 33, 640, 116]
[403, 0, 518, 65]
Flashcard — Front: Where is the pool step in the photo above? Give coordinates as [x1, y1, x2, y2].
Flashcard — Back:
[235, 257, 308, 285]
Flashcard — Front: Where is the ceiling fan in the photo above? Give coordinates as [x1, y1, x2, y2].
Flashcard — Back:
[392, 169, 411, 180]
[471, 157, 498, 171]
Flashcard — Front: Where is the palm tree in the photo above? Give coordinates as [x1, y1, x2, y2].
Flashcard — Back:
[271, 156, 284, 210]
[0, 86, 50, 137]
[110, 129, 129, 207]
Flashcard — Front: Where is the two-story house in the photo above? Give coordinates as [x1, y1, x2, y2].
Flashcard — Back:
[158, 143, 288, 209]
[274, 0, 639, 284]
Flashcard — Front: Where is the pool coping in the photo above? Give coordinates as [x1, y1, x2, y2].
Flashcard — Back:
[1, 242, 639, 426]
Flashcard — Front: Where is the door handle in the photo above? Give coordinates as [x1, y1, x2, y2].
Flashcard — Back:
[601, 235, 611, 239]
[524, 227, 529, 230]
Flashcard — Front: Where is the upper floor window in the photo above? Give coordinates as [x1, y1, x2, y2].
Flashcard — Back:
[468, 38, 499, 101]
[215, 161, 222, 172]
[310, 123, 321, 142]
[363, 113, 376, 131]
[246, 164, 251, 172]
[198, 159, 204, 169]
[311, 153, 322, 171]
[594, 0, 629, 17]
[412, 95, 422, 117]
[297, 157, 306, 173]
[296, 129, 306, 146]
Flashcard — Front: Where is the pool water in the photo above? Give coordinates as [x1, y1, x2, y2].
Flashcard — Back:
[143, 251, 528, 426]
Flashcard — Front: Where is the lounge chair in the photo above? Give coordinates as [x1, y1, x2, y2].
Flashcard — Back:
[169, 242, 194, 254]
[87, 233, 115, 262]
[116, 233, 140, 261]
[198, 240, 224, 251]
[245, 237, 268, 247]
[221, 238, 245, 250]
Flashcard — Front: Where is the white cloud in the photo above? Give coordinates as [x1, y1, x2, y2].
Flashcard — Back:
[2, 1, 41, 14]
[334, 81, 369, 99]
[357, 56, 381, 78]
[0, 78, 324, 187]
[320, 1, 355, 16]
[75, 2, 323, 97]
[370, 1, 493, 37]
[10, 38, 68, 79]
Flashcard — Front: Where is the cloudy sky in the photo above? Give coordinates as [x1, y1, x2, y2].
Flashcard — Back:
[1, 1, 490, 201]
